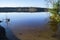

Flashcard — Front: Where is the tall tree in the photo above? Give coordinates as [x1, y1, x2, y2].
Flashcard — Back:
[48, 0, 60, 37]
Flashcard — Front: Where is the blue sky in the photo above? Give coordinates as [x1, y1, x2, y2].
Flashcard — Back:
[0, 0, 52, 8]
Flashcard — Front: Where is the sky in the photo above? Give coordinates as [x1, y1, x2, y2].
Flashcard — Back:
[0, 0, 52, 8]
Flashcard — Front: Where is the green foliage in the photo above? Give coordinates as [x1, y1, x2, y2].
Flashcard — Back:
[49, 0, 60, 32]
[49, 1, 60, 23]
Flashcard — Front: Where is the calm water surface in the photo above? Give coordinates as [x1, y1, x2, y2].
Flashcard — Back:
[0, 12, 50, 28]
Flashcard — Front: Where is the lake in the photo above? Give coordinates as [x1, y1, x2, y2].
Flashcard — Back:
[0, 12, 50, 28]
[0, 12, 51, 40]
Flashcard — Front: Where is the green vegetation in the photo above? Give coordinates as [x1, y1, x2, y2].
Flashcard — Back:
[49, 0, 60, 32]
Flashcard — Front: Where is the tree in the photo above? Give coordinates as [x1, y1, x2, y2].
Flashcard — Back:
[48, 0, 60, 36]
